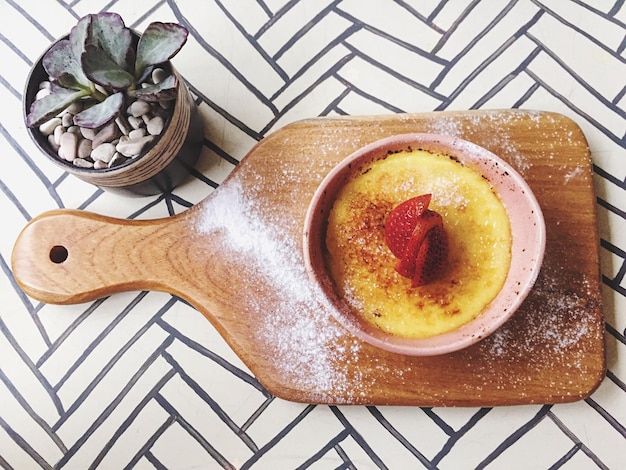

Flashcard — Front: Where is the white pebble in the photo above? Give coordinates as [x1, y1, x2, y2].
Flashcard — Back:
[94, 159, 108, 169]
[147, 116, 164, 135]
[53, 125, 65, 146]
[78, 139, 92, 159]
[128, 116, 143, 130]
[152, 68, 168, 84]
[57, 145, 73, 162]
[39, 117, 62, 136]
[129, 128, 146, 140]
[115, 116, 131, 136]
[91, 142, 116, 163]
[129, 100, 151, 117]
[116, 135, 154, 157]
[59, 132, 78, 161]
[109, 152, 126, 168]
[80, 127, 97, 140]
[73, 158, 94, 168]
[61, 113, 74, 128]
[47, 134, 60, 152]
[35, 87, 50, 101]
[92, 122, 120, 148]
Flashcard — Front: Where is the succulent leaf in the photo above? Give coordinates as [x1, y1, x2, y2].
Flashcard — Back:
[135, 22, 188, 79]
[27, 13, 189, 130]
[82, 44, 135, 91]
[70, 14, 91, 66]
[73, 92, 124, 128]
[56, 72, 87, 90]
[87, 12, 134, 72]
[42, 39, 89, 88]
[26, 88, 88, 127]
[130, 73, 178, 101]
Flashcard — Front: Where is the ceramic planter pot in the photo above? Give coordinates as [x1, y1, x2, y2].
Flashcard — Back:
[23, 37, 203, 196]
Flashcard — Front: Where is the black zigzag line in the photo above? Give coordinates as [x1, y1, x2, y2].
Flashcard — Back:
[394, 0, 446, 32]
[471, 48, 543, 110]
[127, 414, 177, 470]
[548, 408, 611, 470]
[431, 408, 491, 466]
[431, 0, 486, 54]
[157, 318, 268, 394]
[525, 33, 626, 121]
[256, 0, 273, 18]
[213, 0, 289, 81]
[261, 53, 357, 135]
[365, 407, 431, 468]
[585, 397, 626, 438]
[240, 405, 317, 469]
[0, 367, 67, 453]
[475, 405, 552, 469]
[0, 288, 62, 421]
[161, 348, 260, 452]
[0, 123, 64, 208]
[0, 253, 51, 349]
[51, 295, 177, 433]
[153, 392, 235, 469]
[3, 0, 56, 41]
[253, 0, 301, 40]
[433, 9, 544, 108]
[272, 0, 343, 62]
[54, 333, 177, 469]
[0, 414, 52, 470]
[335, 406, 392, 469]
[297, 428, 353, 468]
[48, 292, 150, 392]
[88, 366, 177, 469]
[269, 22, 362, 103]
[333, 7, 449, 65]
[169, 0, 281, 115]
[534, 0, 626, 40]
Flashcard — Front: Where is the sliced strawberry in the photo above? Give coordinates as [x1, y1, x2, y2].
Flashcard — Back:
[384, 194, 432, 258]
[384, 194, 449, 287]
[394, 210, 442, 278]
[411, 224, 448, 287]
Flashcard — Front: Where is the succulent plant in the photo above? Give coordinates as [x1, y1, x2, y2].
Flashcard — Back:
[26, 12, 188, 129]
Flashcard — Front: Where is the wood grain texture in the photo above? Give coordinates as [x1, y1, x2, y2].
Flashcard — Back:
[12, 110, 605, 406]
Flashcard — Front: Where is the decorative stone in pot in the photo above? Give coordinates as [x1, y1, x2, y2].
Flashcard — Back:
[23, 12, 203, 196]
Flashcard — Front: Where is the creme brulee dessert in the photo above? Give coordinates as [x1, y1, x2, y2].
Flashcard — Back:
[325, 149, 512, 339]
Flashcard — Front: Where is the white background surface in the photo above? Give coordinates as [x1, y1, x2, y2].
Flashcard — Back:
[0, 1, 624, 468]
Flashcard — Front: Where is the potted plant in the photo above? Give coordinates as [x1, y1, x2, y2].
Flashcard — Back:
[23, 12, 203, 196]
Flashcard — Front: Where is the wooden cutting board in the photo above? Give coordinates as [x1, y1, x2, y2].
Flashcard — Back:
[12, 110, 605, 406]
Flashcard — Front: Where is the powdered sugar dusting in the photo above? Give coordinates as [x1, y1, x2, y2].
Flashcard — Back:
[421, 110, 542, 175]
[479, 259, 602, 373]
[196, 180, 362, 401]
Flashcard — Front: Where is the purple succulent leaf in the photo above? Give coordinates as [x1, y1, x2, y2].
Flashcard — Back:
[73, 92, 124, 129]
[26, 88, 88, 128]
[82, 43, 135, 90]
[129, 73, 177, 101]
[70, 14, 91, 63]
[87, 12, 134, 72]
[135, 22, 188, 78]
[42, 39, 89, 87]
[56, 72, 85, 90]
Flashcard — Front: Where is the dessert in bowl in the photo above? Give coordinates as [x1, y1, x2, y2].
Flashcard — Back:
[303, 133, 546, 356]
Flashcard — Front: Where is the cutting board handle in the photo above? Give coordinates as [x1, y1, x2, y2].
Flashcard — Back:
[11, 209, 186, 304]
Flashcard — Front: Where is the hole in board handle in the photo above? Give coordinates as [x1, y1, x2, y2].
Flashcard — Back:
[50, 245, 68, 264]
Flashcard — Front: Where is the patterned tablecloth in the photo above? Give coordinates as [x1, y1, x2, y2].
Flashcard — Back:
[1, 1, 624, 468]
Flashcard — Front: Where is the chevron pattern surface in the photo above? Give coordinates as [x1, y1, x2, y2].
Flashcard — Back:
[1, 0, 625, 468]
